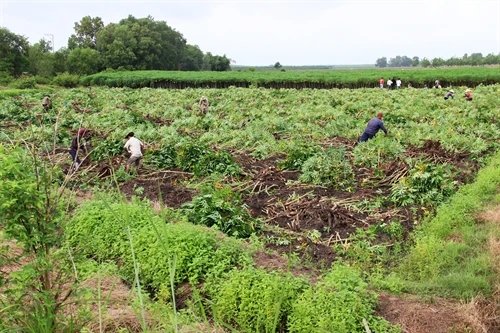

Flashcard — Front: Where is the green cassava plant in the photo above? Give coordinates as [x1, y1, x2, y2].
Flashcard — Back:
[182, 184, 259, 238]
[298, 147, 356, 191]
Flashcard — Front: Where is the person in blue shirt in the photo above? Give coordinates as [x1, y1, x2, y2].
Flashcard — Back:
[358, 113, 388, 143]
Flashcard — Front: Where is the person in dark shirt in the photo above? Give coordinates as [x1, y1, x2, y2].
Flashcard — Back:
[444, 90, 455, 100]
[68, 128, 89, 171]
[358, 113, 388, 143]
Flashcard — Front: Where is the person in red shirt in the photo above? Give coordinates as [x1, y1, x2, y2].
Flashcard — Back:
[464, 89, 472, 101]
[379, 78, 385, 88]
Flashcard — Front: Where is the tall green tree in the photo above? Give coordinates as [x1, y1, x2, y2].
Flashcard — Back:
[411, 56, 419, 67]
[28, 39, 55, 77]
[53, 48, 70, 74]
[97, 15, 187, 70]
[68, 16, 104, 50]
[421, 58, 431, 68]
[375, 57, 387, 68]
[431, 57, 445, 67]
[181, 44, 204, 71]
[400, 56, 412, 67]
[202, 52, 231, 71]
[67, 47, 102, 75]
[0, 28, 29, 76]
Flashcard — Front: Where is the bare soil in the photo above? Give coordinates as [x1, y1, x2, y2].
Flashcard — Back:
[76, 276, 147, 333]
[119, 171, 195, 209]
[377, 293, 482, 333]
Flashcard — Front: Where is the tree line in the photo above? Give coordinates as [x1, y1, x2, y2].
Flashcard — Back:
[0, 15, 232, 80]
[375, 53, 500, 68]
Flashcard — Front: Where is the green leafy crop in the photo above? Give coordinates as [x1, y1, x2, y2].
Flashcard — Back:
[182, 185, 259, 238]
[390, 162, 455, 206]
[288, 265, 400, 333]
[299, 147, 356, 191]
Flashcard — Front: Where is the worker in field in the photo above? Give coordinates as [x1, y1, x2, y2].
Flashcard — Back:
[124, 132, 144, 173]
[379, 78, 385, 88]
[396, 78, 402, 89]
[387, 78, 393, 90]
[199, 96, 209, 115]
[69, 128, 89, 171]
[41, 95, 52, 111]
[434, 79, 441, 89]
[444, 90, 455, 100]
[358, 112, 388, 143]
[464, 89, 473, 101]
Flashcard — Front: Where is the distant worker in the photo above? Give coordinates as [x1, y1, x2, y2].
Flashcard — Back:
[387, 78, 393, 90]
[199, 96, 209, 115]
[407, 82, 412, 88]
[124, 132, 144, 173]
[444, 90, 455, 100]
[358, 112, 388, 143]
[379, 78, 385, 88]
[464, 89, 473, 101]
[434, 79, 441, 89]
[396, 78, 402, 89]
[69, 128, 89, 171]
[41, 95, 52, 111]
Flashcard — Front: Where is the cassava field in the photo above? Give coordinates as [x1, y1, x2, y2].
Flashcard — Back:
[1, 83, 500, 332]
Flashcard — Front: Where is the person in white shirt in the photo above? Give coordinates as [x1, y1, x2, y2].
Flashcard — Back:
[396, 79, 402, 89]
[387, 79, 393, 89]
[124, 132, 144, 173]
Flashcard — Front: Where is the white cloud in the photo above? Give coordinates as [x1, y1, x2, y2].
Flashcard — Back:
[1, 0, 498, 65]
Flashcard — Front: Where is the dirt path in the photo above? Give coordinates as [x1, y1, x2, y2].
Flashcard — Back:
[376, 203, 500, 333]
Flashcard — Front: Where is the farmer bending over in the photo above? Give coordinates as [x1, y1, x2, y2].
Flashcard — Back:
[464, 89, 473, 101]
[444, 90, 455, 100]
[41, 95, 52, 111]
[124, 132, 144, 173]
[199, 96, 209, 115]
[358, 112, 388, 143]
[69, 128, 89, 171]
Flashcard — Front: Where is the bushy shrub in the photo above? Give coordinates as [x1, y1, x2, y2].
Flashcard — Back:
[33, 75, 52, 85]
[9, 77, 36, 89]
[0, 71, 13, 86]
[182, 185, 259, 238]
[66, 196, 159, 260]
[66, 196, 251, 290]
[209, 267, 308, 333]
[298, 147, 356, 191]
[389, 162, 455, 206]
[52, 72, 80, 88]
[288, 265, 399, 333]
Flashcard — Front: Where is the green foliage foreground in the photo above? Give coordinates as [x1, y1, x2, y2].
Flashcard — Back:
[400, 151, 500, 298]
[66, 196, 252, 288]
[67, 195, 398, 332]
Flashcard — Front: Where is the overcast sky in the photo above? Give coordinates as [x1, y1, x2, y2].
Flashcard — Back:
[1, 0, 499, 66]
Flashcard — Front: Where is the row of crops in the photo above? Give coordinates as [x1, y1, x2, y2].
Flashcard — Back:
[80, 67, 500, 89]
[1, 85, 500, 331]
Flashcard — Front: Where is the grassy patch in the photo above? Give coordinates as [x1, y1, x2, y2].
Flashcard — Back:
[399, 152, 500, 298]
